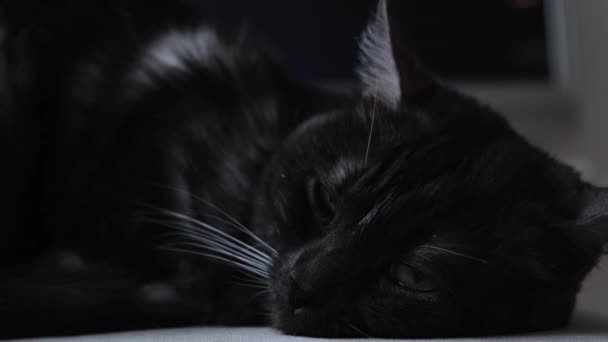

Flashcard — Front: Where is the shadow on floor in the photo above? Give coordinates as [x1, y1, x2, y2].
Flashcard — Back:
[561, 311, 608, 335]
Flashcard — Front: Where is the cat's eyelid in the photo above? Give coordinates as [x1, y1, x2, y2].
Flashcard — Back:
[324, 158, 366, 188]
[420, 245, 488, 265]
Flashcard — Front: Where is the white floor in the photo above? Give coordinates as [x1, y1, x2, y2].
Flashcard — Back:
[21, 313, 608, 342]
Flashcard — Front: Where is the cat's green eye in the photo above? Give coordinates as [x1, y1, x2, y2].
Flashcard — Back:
[389, 263, 435, 292]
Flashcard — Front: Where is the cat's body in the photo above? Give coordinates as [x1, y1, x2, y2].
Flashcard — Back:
[1, 0, 607, 339]
[0, 0, 311, 336]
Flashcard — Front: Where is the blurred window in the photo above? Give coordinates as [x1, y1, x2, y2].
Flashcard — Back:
[199, 0, 548, 82]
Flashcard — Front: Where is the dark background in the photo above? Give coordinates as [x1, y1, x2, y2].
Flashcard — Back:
[193, 0, 548, 82]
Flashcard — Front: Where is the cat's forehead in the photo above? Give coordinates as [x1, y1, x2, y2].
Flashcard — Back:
[335, 134, 576, 236]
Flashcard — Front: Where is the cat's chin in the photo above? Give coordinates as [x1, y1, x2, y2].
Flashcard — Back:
[272, 306, 357, 338]
[274, 317, 342, 338]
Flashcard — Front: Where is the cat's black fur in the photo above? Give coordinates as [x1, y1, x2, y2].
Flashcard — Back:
[1, 0, 607, 339]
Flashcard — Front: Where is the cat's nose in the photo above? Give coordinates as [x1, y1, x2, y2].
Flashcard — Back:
[289, 275, 316, 315]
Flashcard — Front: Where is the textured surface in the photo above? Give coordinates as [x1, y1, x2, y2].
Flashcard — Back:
[18, 312, 608, 342]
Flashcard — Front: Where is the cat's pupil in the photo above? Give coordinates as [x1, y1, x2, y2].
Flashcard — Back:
[307, 179, 335, 224]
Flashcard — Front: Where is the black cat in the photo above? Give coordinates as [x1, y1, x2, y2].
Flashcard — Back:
[0, 0, 606, 339]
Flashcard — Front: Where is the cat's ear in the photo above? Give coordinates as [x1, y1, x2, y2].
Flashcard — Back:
[575, 185, 608, 245]
[357, 0, 433, 109]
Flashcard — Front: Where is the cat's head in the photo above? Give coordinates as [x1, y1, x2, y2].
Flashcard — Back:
[252, 0, 608, 337]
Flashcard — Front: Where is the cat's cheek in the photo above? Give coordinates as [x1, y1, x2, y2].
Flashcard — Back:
[267, 255, 296, 329]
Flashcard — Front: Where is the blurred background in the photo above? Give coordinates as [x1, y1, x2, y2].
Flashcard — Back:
[196, 0, 608, 318]
[206, 0, 550, 81]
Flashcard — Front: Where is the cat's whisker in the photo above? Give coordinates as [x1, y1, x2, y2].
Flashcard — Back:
[364, 98, 377, 166]
[176, 238, 270, 277]
[232, 270, 269, 284]
[160, 219, 273, 266]
[232, 274, 270, 289]
[171, 238, 267, 277]
[159, 235, 271, 281]
[202, 213, 276, 259]
[161, 246, 269, 279]
[201, 209, 278, 258]
[148, 211, 275, 280]
[231, 279, 269, 290]
[421, 245, 488, 264]
[233, 269, 271, 284]
[145, 209, 273, 263]
[141, 185, 278, 256]
[147, 217, 273, 272]
[234, 272, 269, 283]
[346, 322, 371, 338]
[174, 241, 270, 278]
